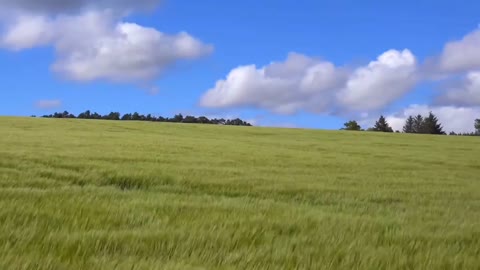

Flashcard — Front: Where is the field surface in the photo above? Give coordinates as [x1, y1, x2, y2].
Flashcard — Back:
[0, 117, 479, 269]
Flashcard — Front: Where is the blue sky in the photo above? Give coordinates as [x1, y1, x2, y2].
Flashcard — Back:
[1, 0, 480, 132]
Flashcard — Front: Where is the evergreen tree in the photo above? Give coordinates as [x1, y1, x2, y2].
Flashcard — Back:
[403, 116, 415, 133]
[423, 112, 445, 135]
[475, 119, 480, 134]
[413, 114, 424, 133]
[372, 115, 393, 132]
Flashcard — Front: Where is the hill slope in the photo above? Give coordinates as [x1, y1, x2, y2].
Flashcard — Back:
[1, 117, 479, 269]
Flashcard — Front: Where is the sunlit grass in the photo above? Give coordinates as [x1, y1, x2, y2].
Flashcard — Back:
[0, 117, 479, 269]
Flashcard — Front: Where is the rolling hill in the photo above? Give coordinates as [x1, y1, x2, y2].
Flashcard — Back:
[0, 117, 479, 269]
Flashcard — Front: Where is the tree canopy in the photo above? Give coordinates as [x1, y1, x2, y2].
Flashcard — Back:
[339, 113, 478, 136]
[423, 112, 445, 135]
[402, 112, 445, 135]
[341, 120, 362, 131]
[371, 115, 393, 132]
[42, 111, 253, 126]
[403, 116, 414, 133]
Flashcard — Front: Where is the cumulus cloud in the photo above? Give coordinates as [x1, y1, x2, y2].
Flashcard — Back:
[386, 104, 480, 133]
[436, 71, 480, 106]
[0, 1, 212, 84]
[1, 15, 53, 50]
[35, 99, 62, 109]
[337, 49, 417, 111]
[201, 50, 417, 115]
[200, 53, 347, 114]
[437, 29, 480, 74]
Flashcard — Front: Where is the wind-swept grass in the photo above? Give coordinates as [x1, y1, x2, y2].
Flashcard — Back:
[0, 117, 479, 269]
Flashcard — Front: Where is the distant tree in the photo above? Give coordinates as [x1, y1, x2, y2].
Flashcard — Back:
[423, 112, 445, 135]
[449, 131, 457, 136]
[413, 115, 425, 134]
[78, 110, 91, 119]
[105, 112, 120, 120]
[121, 113, 131, 120]
[91, 112, 102, 119]
[149, 115, 158, 121]
[211, 118, 226, 125]
[182, 115, 198, 123]
[403, 116, 415, 133]
[131, 112, 141, 121]
[197, 116, 211, 124]
[40, 110, 253, 126]
[172, 113, 184, 122]
[475, 119, 480, 134]
[372, 115, 393, 132]
[225, 118, 250, 126]
[341, 120, 362, 131]
[51, 111, 75, 118]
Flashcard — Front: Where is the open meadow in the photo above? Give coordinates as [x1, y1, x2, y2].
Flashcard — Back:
[0, 117, 479, 269]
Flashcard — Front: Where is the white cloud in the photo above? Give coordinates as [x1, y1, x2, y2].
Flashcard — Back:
[201, 50, 417, 115]
[438, 29, 480, 74]
[337, 49, 417, 111]
[0, 11, 213, 83]
[386, 104, 480, 133]
[35, 99, 62, 109]
[436, 71, 480, 106]
[200, 53, 347, 114]
[1, 15, 53, 50]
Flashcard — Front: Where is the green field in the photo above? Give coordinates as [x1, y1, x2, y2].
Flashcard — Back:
[0, 117, 479, 269]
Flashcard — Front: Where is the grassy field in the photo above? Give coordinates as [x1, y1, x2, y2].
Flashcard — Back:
[0, 116, 479, 269]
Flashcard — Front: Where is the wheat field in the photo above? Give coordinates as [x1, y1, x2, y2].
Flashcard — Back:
[0, 117, 479, 269]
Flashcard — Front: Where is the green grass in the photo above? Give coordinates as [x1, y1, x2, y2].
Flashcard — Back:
[0, 117, 479, 270]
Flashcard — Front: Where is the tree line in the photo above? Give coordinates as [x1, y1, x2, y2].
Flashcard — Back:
[39, 110, 253, 126]
[342, 112, 480, 136]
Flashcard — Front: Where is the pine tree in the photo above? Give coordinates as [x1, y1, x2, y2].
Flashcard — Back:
[423, 112, 445, 135]
[475, 119, 480, 134]
[372, 115, 393, 132]
[403, 116, 415, 133]
[413, 114, 424, 133]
